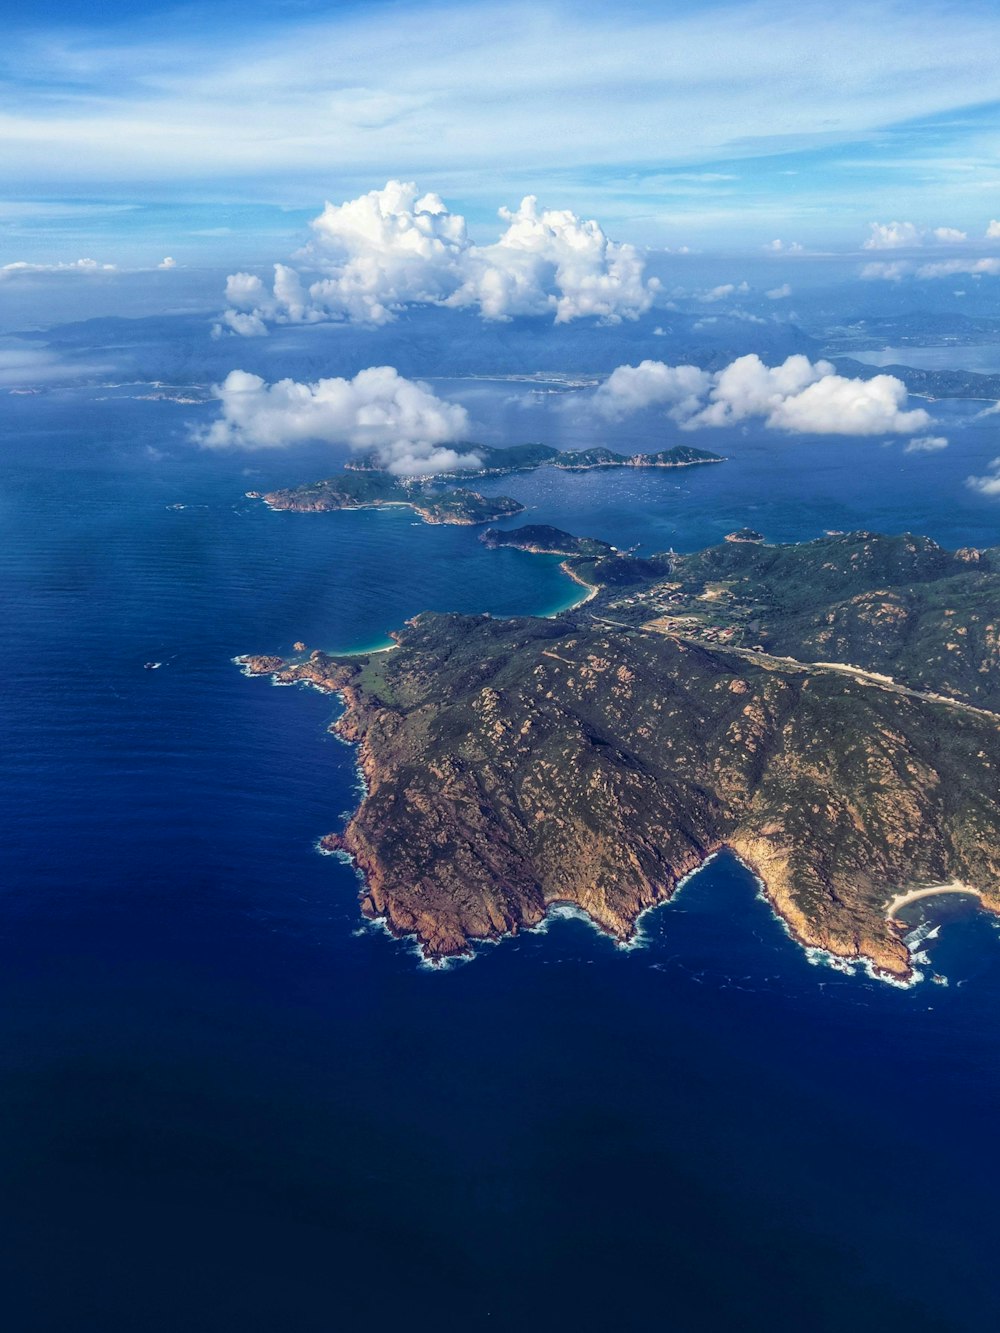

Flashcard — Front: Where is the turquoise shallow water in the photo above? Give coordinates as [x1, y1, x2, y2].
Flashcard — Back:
[2, 381, 1000, 1330]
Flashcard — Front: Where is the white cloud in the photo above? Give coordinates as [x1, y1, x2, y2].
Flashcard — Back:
[0, 257, 117, 281]
[594, 360, 711, 418]
[305, 182, 470, 324]
[864, 221, 923, 250]
[217, 181, 659, 334]
[764, 239, 803, 253]
[904, 434, 949, 452]
[915, 257, 1000, 279]
[0, 346, 106, 385]
[699, 281, 749, 302]
[158, 256, 177, 269]
[967, 458, 1000, 496]
[199, 365, 479, 475]
[986, 221, 1000, 239]
[449, 195, 656, 323]
[762, 370, 928, 435]
[862, 256, 1000, 281]
[594, 354, 931, 436]
[860, 260, 910, 281]
[766, 283, 792, 299]
[864, 221, 974, 251]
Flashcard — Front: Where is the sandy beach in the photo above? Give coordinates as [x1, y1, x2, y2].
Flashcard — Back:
[558, 561, 599, 608]
[886, 880, 982, 919]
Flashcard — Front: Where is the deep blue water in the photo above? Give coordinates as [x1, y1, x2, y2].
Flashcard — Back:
[3, 382, 1000, 1331]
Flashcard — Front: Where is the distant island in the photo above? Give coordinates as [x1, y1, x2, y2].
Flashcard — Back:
[345, 441, 725, 478]
[239, 529, 1000, 982]
[258, 440, 725, 527]
[260, 470, 524, 525]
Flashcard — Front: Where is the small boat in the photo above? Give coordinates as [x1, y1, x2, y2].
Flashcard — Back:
[143, 661, 162, 671]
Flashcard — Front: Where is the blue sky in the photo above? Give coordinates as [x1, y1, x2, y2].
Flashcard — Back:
[2, 0, 1000, 265]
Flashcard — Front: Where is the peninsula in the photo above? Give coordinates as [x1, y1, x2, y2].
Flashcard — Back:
[239, 529, 1000, 980]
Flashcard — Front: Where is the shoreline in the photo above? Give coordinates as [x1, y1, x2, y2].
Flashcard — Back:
[327, 812, 930, 986]
[235, 650, 970, 986]
[262, 496, 522, 528]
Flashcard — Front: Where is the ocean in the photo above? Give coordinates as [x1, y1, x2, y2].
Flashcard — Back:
[3, 377, 1000, 1330]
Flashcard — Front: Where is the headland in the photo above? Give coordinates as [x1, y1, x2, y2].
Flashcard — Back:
[239, 525, 1000, 980]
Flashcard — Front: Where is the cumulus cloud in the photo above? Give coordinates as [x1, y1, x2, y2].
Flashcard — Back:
[864, 221, 975, 250]
[593, 354, 931, 436]
[217, 181, 659, 334]
[766, 283, 792, 299]
[158, 256, 177, 269]
[700, 281, 750, 302]
[764, 239, 803, 253]
[449, 195, 656, 323]
[987, 221, 1000, 239]
[967, 458, 1000, 496]
[904, 435, 949, 453]
[199, 365, 479, 475]
[864, 221, 923, 250]
[594, 360, 711, 419]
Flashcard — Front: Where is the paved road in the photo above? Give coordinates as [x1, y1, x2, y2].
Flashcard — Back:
[590, 613, 1000, 723]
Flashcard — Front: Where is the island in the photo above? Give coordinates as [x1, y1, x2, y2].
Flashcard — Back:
[238, 529, 1000, 981]
[345, 441, 725, 478]
[261, 470, 524, 525]
[480, 524, 616, 558]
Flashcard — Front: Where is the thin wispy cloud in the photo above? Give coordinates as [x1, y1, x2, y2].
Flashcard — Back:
[0, 343, 110, 386]
[0, 258, 117, 280]
[862, 257, 1000, 281]
[4, 1, 1000, 247]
